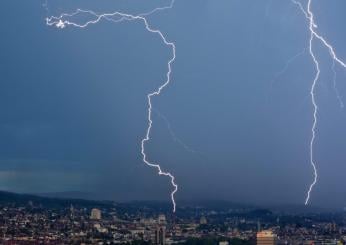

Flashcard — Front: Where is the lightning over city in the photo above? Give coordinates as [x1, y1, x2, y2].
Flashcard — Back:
[3, 0, 346, 230]
[292, 0, 346, 205]
[46, 1, 178, 212]
[3, 0, 346, 242]
[0, 0, 346, 233]
[43, 0, 346, 211]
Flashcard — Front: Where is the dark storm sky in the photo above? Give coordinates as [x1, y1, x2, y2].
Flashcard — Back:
[1, 0, 346, 208]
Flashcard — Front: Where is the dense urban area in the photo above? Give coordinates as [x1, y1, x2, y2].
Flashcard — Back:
[0, 191, 346, 244]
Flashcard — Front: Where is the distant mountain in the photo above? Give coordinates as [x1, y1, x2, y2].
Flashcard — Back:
[36, 191, 99, 201]
[174, 199, 336, 214]
[178, 199, 256, 210]
[265, 203, 334, 214]
[0, 190, 110, 208]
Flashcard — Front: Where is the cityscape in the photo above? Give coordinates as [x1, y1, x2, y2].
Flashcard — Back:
[0, 191, 346, 244]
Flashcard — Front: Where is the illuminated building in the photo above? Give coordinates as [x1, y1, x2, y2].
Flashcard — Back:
[90, 208, 101, 220]
[256, 230, 277, 245]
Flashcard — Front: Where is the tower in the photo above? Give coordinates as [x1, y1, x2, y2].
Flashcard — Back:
[257, 220, 261, 232]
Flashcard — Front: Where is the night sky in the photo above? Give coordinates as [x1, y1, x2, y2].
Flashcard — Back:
[1, 0, 346, 208]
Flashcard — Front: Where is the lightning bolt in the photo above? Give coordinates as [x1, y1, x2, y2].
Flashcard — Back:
[46, 1, 178, 212]
[153, 109, 197, 154]
[292, 0, 346, 205]
[332, 60, 344, 109]
[43, 0, 48, 12]
[271, 48, 306, 87]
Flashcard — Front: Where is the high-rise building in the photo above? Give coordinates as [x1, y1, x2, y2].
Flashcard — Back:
[90, 208, 101, 220]
[158, 214, 167, 225]
[200, 216, 207, 225]
[155, 226, 165, 245]
[256, 230, 277, 245]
